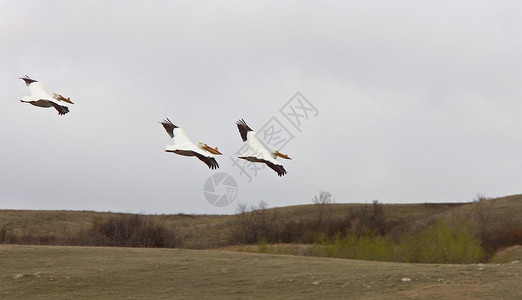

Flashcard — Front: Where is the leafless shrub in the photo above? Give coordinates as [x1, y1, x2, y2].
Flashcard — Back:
[82, 214, 179, 248]
[229, 201, 277, 244]
[312, 191, 334, 229]
[347, 200, 386, 236]
[472, 193, 494, 252]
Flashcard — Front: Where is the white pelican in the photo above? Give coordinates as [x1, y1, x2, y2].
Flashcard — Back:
[235, 119, 291, 176]
[19, 75, 72, 115]
[160, 118, 221, 169]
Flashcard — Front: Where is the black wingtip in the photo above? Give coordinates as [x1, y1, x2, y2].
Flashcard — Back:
[47, 101, 69, 115]
[236, 119, 249, 128]
[276, 166, 287, 176]
[194, 153, 220, 170]
[236, 119, 253, 142]
[160, 118, 178, 139]
[20, 75, 38, 86]
[265, 161, 287, 177]
[208, 157, 219, 170]
[160, 118, 178, 128]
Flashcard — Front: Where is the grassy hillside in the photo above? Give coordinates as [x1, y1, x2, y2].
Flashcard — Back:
[388, 195, 522, 235]
[1, 245, 521, 299]
[0, 202, 467, 249]
[0, 210, 230, 249]
[489, 245, 522, 263]
[1, 195, 521, 262]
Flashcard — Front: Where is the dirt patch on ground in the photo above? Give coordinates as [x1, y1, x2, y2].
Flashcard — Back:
[1, 245, 521, 299]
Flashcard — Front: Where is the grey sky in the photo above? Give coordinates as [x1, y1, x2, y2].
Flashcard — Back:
[1, 1, 522, 214]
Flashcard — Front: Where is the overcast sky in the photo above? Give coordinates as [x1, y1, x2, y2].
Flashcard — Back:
[1, 1, 522, 214]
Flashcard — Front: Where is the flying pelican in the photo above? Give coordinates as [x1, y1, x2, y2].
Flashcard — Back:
[160, 118, 221, 169]
[235, 119, 291, 176]
[19, 75, 72, 115]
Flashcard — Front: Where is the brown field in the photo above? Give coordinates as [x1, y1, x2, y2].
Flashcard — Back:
[1, 245, 521, 299]
[1, 196, 522, 298]
[1, 195, 521, 250]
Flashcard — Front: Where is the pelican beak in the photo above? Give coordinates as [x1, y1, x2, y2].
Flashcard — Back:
[212, 147, 223, 155]
[275, 151, 291, 160]
[202, 143, 222, 155]
[62, 97, 74, 104]
[54, 93, 74, 104]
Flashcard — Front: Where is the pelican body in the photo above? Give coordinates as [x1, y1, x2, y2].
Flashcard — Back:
[236, 119, 291, 176]
[160, 118, 221, 169]
[20, 75, 72, 115]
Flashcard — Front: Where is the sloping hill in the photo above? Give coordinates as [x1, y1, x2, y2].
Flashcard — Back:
[0, 210, 232, 248]
[1, 195, 521, 254]
[0, 202, 468, 248]
[387, 195, 522, 239]
[489, 245, 522, 263]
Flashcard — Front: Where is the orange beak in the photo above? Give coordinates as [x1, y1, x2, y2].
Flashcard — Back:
[54, 93, 74, 104]
[203, 144, 222, 155]
[275, 151, 291, 160]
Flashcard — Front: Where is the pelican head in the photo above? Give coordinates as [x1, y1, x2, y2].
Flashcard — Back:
[273, 150, 291, 160]
[199, 142, 223, 155]
[53, 93, 74, 104]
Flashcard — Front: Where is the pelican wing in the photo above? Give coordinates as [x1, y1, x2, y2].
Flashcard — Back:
[160, 118, 178, 138]
[20, 75, 37, 86]
[236, 118, 288, 176]
[236, 119, 253, 142]
[23, 81, 51, 99]
[47, 101, 70, 115]
[161, 118, 220, 169]
[194, 152, 219, 169]
[262, 160, 287, 176]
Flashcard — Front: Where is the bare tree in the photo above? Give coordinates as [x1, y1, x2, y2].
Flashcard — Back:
[473, 193, 492, 246]
[312, 191, 334, 229]
[346, 200, 385, 236]
[231, 201, 275, 244]
[256, 200, 269, 227]
[371, 200, 385, 235]
[232, 202, 252, 244]
[236, 202, 248, 214]
[256, 200, 269, 211]
[253, 200, 270, 240]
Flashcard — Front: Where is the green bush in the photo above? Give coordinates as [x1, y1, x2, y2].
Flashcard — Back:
[306, 220, 485, 264]
[397, 220, 485, 263]
[257, 239, 297, 255]
[309, 232, 396, 261]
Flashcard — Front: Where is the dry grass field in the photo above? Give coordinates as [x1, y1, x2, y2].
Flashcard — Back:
[2, 195, 521, 251]
[0, 195, 522, 299]
[1, 196, 522, 298]
[0, 201, 477, 248]
[1, 245, 521, 299]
